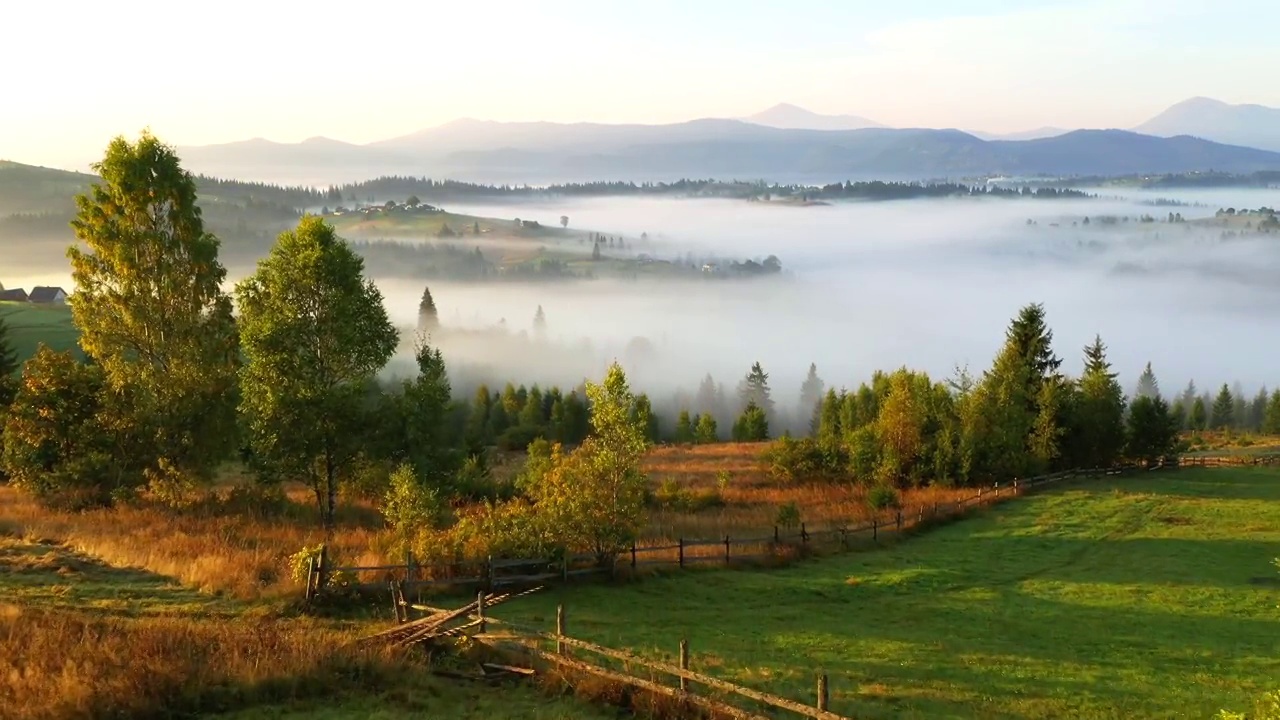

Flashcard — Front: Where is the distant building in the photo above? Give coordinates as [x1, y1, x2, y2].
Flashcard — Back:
[28, 286, 67, 304]
[0, 288, 29, 302]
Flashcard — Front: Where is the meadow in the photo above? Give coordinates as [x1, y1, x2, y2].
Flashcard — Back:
[492, 466, 1280, 719]
[0, 301, 81, 366]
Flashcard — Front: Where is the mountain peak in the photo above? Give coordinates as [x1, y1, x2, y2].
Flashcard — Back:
[1134, 97, 1280, 151]
[744, 104, 883, 131]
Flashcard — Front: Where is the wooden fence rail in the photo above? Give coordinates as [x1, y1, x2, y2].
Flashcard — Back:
[308, 454, 1254, 599]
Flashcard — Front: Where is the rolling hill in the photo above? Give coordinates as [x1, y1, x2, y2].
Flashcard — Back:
[1134, 97, 1280, 153]
[742, 102, 883, 131]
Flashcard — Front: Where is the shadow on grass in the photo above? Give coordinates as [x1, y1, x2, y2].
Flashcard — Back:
[0, 538, 233, 616]
[1113, 467, 1280, 502]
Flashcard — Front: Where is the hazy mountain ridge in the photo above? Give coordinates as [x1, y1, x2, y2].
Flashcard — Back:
[1134, 97, 1280, 152]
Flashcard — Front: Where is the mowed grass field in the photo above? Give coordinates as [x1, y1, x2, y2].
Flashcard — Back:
[495, 467, 1280, 719]
[0, 301, 79, 367]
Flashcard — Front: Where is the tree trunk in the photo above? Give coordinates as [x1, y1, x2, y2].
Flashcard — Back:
[324, 448, 336, 530]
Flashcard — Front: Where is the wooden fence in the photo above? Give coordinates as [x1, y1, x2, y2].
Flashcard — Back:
[305, 454, 1251, 601]
[390, 596, 848, 720]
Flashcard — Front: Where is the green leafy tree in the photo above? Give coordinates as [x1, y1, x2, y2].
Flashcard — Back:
[405, 195, 420, 207]
[418, 285, 438, 333]
[68, 132, 239, 489]
[382, 462, 444, 553]
[0, 348, 129, 507]
[1211, 384, 1235, 430]
[732, 401, 770, 442]
[694, 413, 719, 444]
[236, 216, 398, 528]
[874, 370, 924, 485]
[1073, 336, 1127, 468]
[528, 363, 650, 561]
[817, 388, 843, 448]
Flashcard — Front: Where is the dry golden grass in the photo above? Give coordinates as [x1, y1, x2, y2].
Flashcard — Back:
[0, 482, 385, 601]
[641, 442, 980, 543]
[0, 604, 419, 720]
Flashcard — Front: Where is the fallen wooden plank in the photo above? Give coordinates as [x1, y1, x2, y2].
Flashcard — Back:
[504, 641, 772, 720]
[483, 662, 536, 677]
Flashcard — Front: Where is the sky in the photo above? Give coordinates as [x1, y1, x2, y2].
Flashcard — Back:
[4, 0, 1278, 169]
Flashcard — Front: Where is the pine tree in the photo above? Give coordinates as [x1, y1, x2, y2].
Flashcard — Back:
[70, 132, 240, 488]
[732, 401, 769, 441]
[562, 390, 590, 444]
[694, 374, 719, 417]
[400, 339, 459, 486]
[532, 305, 547, 338]
[798, 363, 824, 434]
[466, 384, 492, 447]
[631, 393, 660, 442]
[549, 398, 567, 441]
[418, 285, 438, 332]
[1211, 384, 1235, 430]
[591, 241, 602, 261]
[1189, 396, 1208, 430]
[1006, 302, 1063, 403]
[1264, 390, 1280, 435]
[1127, 395, 1177, 465]
[0, 314, 18, 379]
[674, 410, 694, 443]
[501, 383, 522, 416]
[817, 388, 843, 448]
[1066, 337, 1124, 468]
[1249, 386, 1269, 432]
[737, 362, 774, 418]
[520, 385, 545, 429]
[694, 413, 718, 444]
[486, 398, 510, 439]
[1134, 362, 1160, 401]
[1232, 382, 1249, 430]
[1179, 380, 1198, 427]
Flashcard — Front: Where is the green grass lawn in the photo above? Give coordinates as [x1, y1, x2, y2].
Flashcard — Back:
[0, 301, 79, 368]
[495, 467, 1280, 719]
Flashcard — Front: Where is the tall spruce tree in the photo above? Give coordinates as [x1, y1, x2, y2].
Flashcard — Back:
[1134, 362, 1160, 401]
[69, 132, 239, 488]
[798, 363, 824, 435]
[1189, 396, 1208, 430]
[1127, 394, 1177, 465]
[0, 315, 17, 379]
[532, 305, 547, 339]
[1074, 336, 1127, 468]
[400, 339, 459, 487]
[1006, 303, 1063, 400]
[1264, 390, 1280, 435]
[417, 285, 438, 333]
[1211, 384, 1235, 430]
[1232, 382, 1249, 430]
[737, 362, 775, 418]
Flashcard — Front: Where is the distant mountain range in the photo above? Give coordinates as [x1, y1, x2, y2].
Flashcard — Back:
[173, 99, 1280, 185]
[1133, 97, 1280, 153]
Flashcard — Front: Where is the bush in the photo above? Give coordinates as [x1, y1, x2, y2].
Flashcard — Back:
[716, 469, 732, 490]
[652, 478, 724, 513]
[497, 423, 546, 451]
[383, 462, 446, 552]
[775, 501, 801, 528]
[762, 436, 844, 481]
[867, 484, 900, 512]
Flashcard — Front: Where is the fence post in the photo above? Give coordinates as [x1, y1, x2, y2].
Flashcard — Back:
[405, 549, 413, 582]
[817, 673, 829, 711]
[978, 486, 983, 501]
[724, 535, 730, 565]
[477, 590, 487, 634]
[389, 580, 401, 623]
[631, 541, 637, 569]
[487, 555, 495, 590]
[1013, 479, 1019, 494]
[678, 538, 685, 568]
[842, 527, 850, 549]
[562, 555, 569, 583]
[801, 522, 808, 545]
[317, 545, 329, 594]
[774, 525, 780, 545]
[872, 519, 877, 543]
[304, 556, 316, 602]
[556, 604, 566, 655]
[896, 510, 902, 531]
[679, 638, 690, 692]
[933, 502, 939, 517]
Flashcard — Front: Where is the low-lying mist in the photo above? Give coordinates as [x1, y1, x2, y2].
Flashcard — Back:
[10, 188, 1280, 423]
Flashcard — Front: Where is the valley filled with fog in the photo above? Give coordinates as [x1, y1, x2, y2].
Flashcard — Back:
[12, 187, 1280, 426]
[384, 188, 1280, 416]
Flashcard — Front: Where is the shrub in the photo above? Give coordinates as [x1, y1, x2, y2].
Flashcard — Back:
[288, 544, 325, 586]
[762, 436, 844, 481]
[382, 463, 445, 552]
[652, 478, 724, 513]
[867, 484, 901, 512]
[716, 469, 732, 490]
[775, 501, 801, 528]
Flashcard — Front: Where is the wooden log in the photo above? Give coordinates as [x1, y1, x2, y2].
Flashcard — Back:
[679, 638, 689, 692]
[818, 674, 829, 711]
[556, 604, 566, 656]
[502, 631, 846, 720]
[508, 642, 772, 720]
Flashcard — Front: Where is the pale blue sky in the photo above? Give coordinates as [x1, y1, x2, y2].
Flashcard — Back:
[4, 0, 1277, 168]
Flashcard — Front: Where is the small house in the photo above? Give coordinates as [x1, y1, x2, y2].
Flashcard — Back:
[0, 288, 29, 302]
[28, 286, 67, 304]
